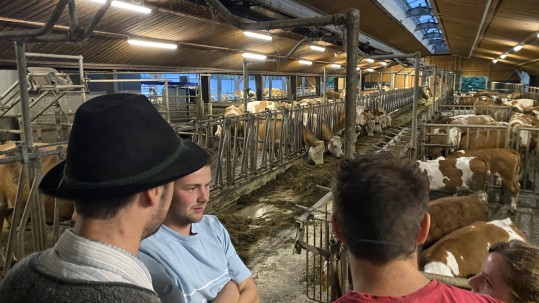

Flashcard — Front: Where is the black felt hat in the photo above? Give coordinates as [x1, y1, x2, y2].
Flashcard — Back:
[39, 93, 208, 200]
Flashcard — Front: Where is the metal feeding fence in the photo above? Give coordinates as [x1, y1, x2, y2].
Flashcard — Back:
[292, 122, 422, 303]
[293, 191, 350, 302]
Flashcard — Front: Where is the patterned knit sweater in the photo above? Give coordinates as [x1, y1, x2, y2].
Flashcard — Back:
[0, 253, 161, 303]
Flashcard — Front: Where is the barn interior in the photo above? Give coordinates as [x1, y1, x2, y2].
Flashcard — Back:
[0, 0, 539, 301]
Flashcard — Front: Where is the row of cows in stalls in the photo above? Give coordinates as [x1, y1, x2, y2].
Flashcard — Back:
[213, 96, 391, 165]
[0, 90, 405, 253]
[414, 90, 538, 280]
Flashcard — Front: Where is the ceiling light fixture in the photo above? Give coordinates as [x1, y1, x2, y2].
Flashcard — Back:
[330, 64, 342, 68]
[365, 68, 375, 72]
[366, 58, 375, 63]
[298, 60, 312, 65]
[242, 52, 267, 60]
[309, 45, 326, 52]
[492, 59, 498, 64]
[380, 62, 388, 66]
[127, 39, 177, 49]
[243, 31, 272, 41]
[500, 53, 508, 59]
[92, 0, 151, 14]
[513, 44, 523, 52]
[356, 67, 360, 70]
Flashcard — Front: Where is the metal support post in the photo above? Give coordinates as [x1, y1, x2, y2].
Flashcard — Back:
[344, 9, 359, 159]
[411, 51, 421, 160]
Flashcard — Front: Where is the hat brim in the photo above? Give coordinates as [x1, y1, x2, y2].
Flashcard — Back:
[39, 140, 207, 200]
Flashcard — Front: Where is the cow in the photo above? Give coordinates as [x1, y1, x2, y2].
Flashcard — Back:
[416, 156, 490, 202]
[325, 89, 341, 99]
[257, 114, 285, 153]
[0, 142, 74, 233]
[446, 148, 521, 211]
[425, 194, 489, 249]
[334, 106, 368, 136]
[448, 114, 497, 126]
[362, 109, 378, 136]
[509, 112, 539, 151]
[420, 218, 527, 278]
[502, 98, 536, 112]
[473, 100, 511, 122]
[262, 88, 284, 99]
[300, 124, 325, 165]
[214, 105, 244, 137]
[321, 119, 344, 158]
[246, 100, 283, 113]
[458, 128, 508, 150]
[425, 126, 463, 158]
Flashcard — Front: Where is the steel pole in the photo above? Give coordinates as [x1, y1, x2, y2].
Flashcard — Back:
[15, 42, 33, 147]
[243, 60, 249, 110]
[411, 51, 421, 160]
[344, 9, 359, 159]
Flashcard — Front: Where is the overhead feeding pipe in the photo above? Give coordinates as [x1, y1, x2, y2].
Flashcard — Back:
[0, 0, 71, 39]
[285, 37, 310, 59]
[205, 0, 346, 30]
[0, 0, 112, 42]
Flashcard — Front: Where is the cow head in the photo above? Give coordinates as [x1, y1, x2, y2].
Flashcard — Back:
[306, 140, 325, 165]
[327, 136, 344, 158]
[355, 106, 366, 126]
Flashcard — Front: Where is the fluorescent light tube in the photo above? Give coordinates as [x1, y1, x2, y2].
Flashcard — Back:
[128, 39, 177, 49]
[513, 44, 523, 52]
[500, 53, 508, 59]
[242, 52, 267, 60]
[366, 58, 375, 63]
[330, 64, 341, 68]
[309, 45, 326, 52]
[92, 0, 151, 14]
[380, 61, 388, 66]
[243, 31, 272, 41]
[366, 68, 375, 72]
[298, 60, 312, 65]
[492, 59, 498, 64]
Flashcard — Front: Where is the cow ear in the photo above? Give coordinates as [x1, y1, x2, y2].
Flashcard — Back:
[417, 213, 430, 245]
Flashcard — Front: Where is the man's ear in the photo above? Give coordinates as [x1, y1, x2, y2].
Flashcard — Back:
[141, 186, 162, 208]
[332, 214, 345, 243]
[417, 213, 430, 245]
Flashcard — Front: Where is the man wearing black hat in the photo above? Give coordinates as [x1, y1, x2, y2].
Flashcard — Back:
[0, 93, 209, 303]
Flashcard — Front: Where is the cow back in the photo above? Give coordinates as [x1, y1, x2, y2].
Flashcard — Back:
[425, 195, 488, 248]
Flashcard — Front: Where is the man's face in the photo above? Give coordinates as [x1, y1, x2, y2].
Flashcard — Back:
[468, 252, 511, 302]
[143, 181, 173, 238]
[165, 165, 211, 230]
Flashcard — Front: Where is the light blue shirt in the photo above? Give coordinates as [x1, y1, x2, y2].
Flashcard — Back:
[139, 215, 251, 303]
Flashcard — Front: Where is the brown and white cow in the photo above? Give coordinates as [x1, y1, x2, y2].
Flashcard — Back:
[416, 156, 490, 201]
[420, 218, 527, 277]
[321, 119, 344, 158]
[425, 194, 489, 249]
[502, 98, 536, 113]
[473, 100, 511, 122]
[447, 148, 521, 211]
[458, 128, 508, 150]
[300, 124, 325, 165]
[0, 142, 74, 232]
[214, 105, 245, 137]
[509, 112, 539, 151]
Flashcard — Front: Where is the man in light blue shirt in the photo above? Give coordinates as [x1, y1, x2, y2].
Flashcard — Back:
[139, 153, 259, 303]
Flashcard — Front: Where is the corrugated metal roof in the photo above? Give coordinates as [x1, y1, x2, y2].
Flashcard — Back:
[0, 0, 537, 76]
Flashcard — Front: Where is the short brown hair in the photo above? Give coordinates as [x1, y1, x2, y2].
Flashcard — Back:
[332, 153, 430, 264]
[489, 240, 539, 303]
